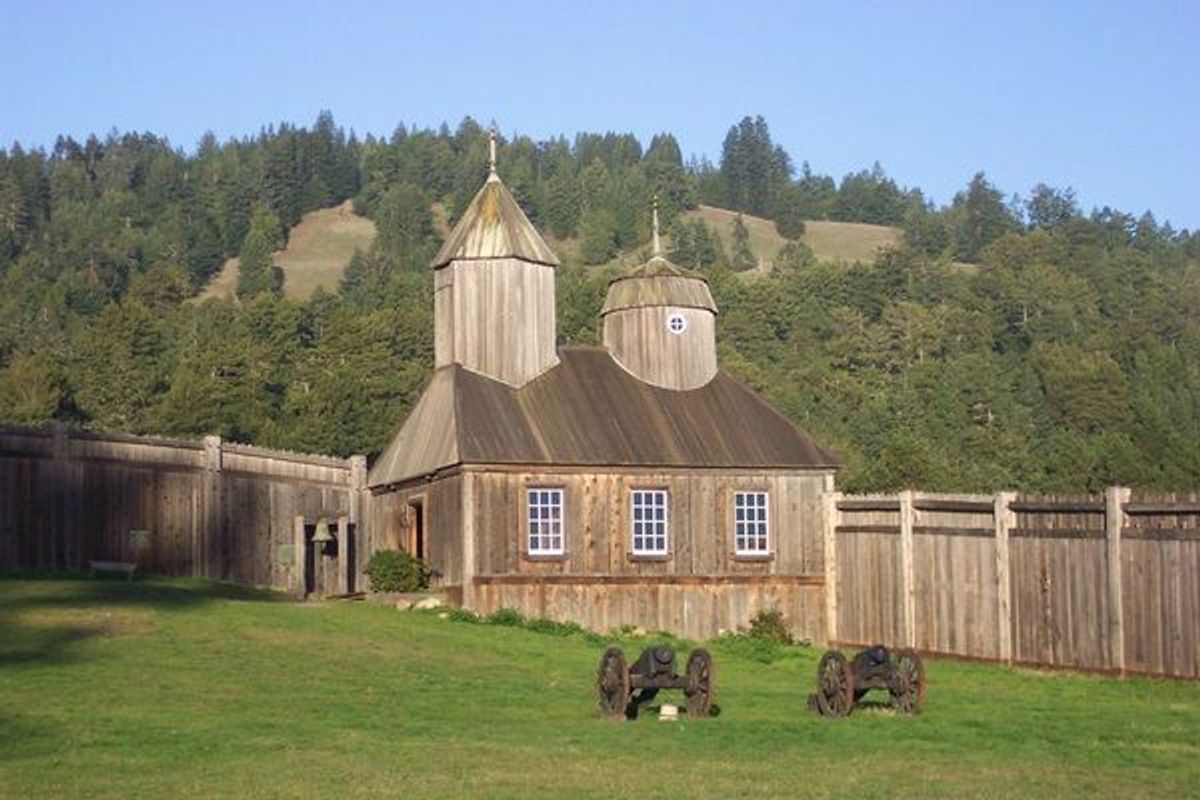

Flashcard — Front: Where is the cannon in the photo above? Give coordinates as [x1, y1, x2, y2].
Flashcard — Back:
[808, 645, 925, 717]
[597, 645, 715, 720]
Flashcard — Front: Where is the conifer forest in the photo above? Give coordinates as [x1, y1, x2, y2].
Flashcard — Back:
[1, 113, 1198, 493]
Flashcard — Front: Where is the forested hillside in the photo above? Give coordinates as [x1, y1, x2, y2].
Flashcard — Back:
[1, 113, 1198, 492]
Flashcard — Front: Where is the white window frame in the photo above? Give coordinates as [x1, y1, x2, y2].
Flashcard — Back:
[631, 489, 669, 556]
[734, 491, 770, 555]
[666, 312, 688, 335]
[526, 488, 565, 556]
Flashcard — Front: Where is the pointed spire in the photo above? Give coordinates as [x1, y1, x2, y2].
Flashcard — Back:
[652, 196, 662, 257]
[429, 138, 559, 269]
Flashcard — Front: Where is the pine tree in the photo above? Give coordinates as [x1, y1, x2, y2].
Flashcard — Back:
[772, 184, 807, 240]
[579, 208, 617, 264]
[0, 352, 61, 424]
[1026, 184, 1079, 229]
[730, 214, 756, 271]
[719, 116, 792, 217]
[237, 205, 283, 298]
[543, 172, 581, 239]
[375, 183, 437, 271]
[951, 172, 1018, 262]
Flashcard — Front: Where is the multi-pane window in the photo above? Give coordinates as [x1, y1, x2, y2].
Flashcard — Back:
[527, 489, 564, 555]
[734, 491, 769, 554]
[631, 490, 669, 555]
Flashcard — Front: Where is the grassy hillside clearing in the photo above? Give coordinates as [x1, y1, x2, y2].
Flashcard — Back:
[195, 201, 901, 300]
[687, 205, 904, 269]
[200, 200, 376, 301]
[541, 206, 904, 274]
[2, 578, 1197, 799]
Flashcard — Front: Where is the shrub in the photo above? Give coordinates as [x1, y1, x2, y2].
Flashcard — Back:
[526, 617, 586, 637]
[748, 609, 792, 644]
[363, 550, 429, 593]
[445, 607, 480, 623]
[486, 607, 525, 626]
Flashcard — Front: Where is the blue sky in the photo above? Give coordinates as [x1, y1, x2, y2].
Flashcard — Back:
[3, 0, 1198, 227]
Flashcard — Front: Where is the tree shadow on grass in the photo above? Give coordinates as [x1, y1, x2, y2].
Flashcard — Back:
[0, 623, 97, 667]
[0, 575, 286, 669]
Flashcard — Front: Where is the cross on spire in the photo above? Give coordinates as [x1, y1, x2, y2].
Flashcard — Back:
[652, 196, 662, 257]
[488, 130, 497, 174]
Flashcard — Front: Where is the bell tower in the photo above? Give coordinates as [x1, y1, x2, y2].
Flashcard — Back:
[601, 201, 718, 390]
[432, 133, 560, 387]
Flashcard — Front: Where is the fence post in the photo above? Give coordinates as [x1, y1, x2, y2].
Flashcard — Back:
[202, 435, 223, 579]
[348, 456, 367, 524]
[293, 515, 307, 598]
[823, 482, 842, 646]
[1105, 485, 1129, 675]
[899, 489, 917, 649]
[994, 490, 1016, 665]
[337, 514, 351, 595]
[348, 455, 367, 592]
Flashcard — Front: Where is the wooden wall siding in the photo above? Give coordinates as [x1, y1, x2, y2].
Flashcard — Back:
[472, 578, 825, 643]
[0, 426, 363, 596]
[404, 467, 832, 641]
[602, 306, 717, 390]
[464, 469, 827, 579]
[434, 258, 558, 387]
[362, 475, 464, 597]
[833, 489, 1199, 679]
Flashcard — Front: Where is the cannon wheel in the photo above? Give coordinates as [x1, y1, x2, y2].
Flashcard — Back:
[815, 650, 855, 717]
[597, 646, 631, 719]
[685, 648, 715, 718]
[892, 648, 925, 714]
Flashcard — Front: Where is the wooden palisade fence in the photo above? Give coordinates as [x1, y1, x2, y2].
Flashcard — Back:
[0, 425, 368, 597]
[828, 489, 1200, 679]
[3, 423, 1197, 680]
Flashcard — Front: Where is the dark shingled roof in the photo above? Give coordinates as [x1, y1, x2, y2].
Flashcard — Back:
[430, 172, 560, 269]
[368, 347, 838, 488]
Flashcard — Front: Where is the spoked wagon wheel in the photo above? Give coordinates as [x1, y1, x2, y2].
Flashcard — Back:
[684, 648, 715, 718]
[597, 646, 631, 719]
[891, 648, 925, 714]
[815, 650, 855, 717]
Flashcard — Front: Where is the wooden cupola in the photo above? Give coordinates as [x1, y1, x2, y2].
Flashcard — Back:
[431, 132, 560, 388]
[601, 202, 718, 390]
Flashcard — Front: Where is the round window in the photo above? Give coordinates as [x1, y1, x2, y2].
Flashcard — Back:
[666, 313, 688, 335]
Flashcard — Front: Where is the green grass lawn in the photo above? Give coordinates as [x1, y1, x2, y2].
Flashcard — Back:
[2, 578, 1197, 799]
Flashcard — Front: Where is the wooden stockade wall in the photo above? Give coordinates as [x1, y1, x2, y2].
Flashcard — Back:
[0, 425, 366, 596]
[829, 489, 1200, 679]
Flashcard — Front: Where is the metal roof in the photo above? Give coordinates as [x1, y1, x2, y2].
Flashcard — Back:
[368, 347, 838, 488]
[430, 173, 560, 270]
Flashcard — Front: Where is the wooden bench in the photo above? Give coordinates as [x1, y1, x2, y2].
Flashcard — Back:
[88, 560, 137, 581]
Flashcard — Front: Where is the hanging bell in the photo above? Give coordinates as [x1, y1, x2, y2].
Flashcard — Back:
[312, 518, 335, 547]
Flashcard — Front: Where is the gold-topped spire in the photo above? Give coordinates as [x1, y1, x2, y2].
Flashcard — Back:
[652, 196, 662, 257]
